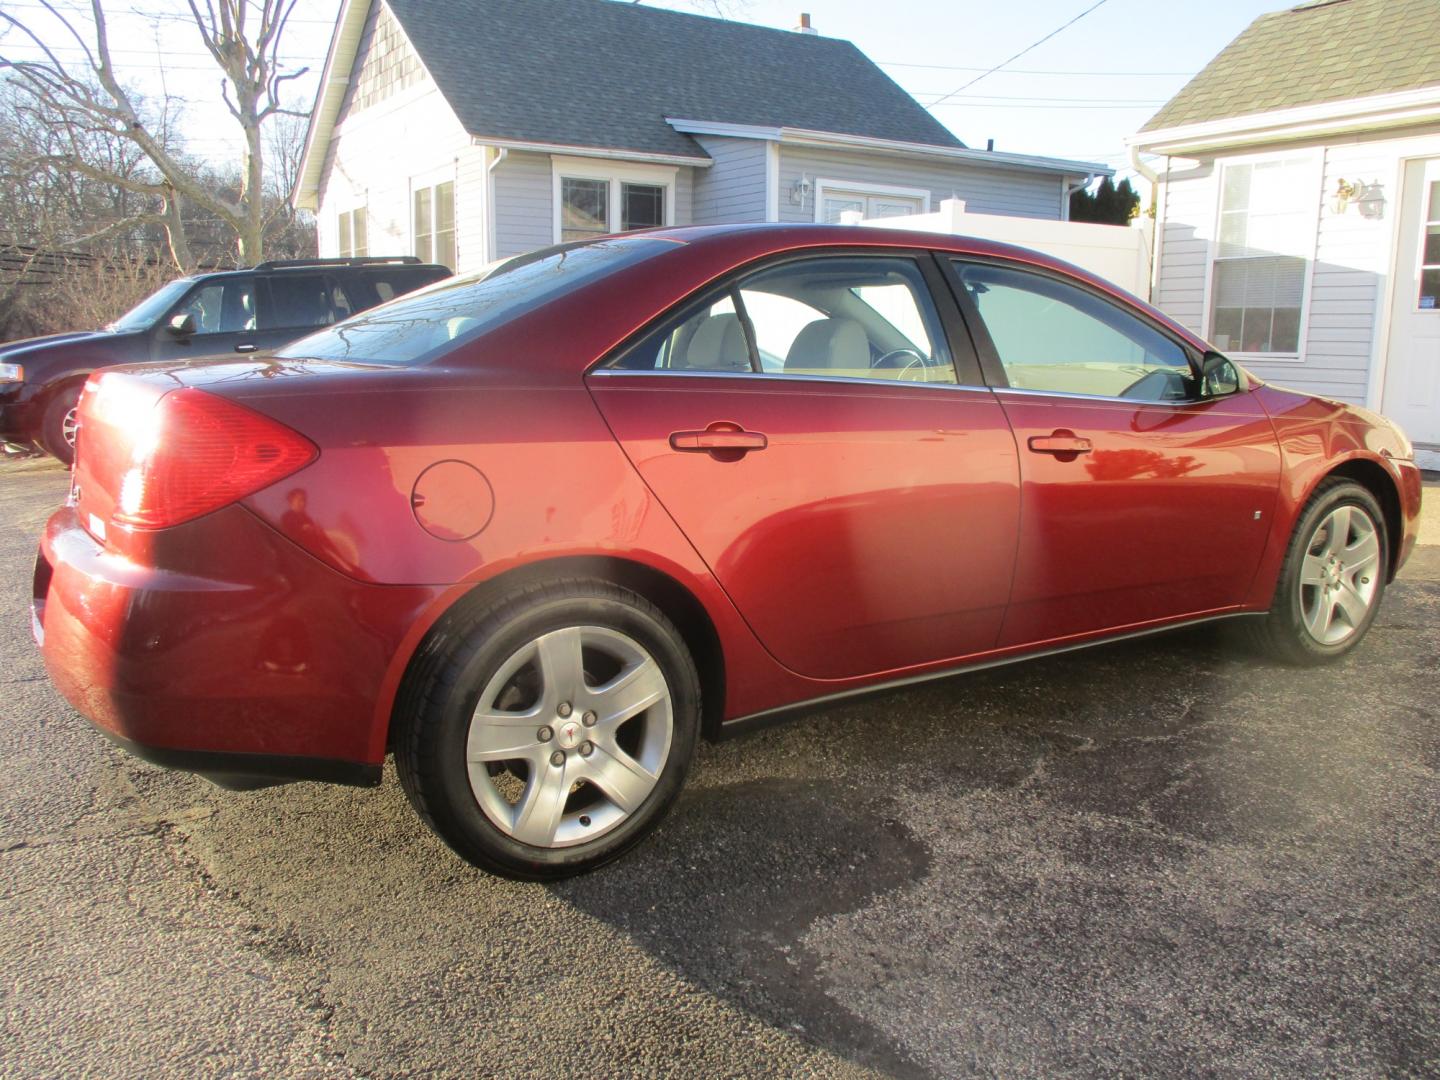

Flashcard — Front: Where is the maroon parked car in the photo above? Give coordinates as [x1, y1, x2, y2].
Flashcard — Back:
[32, 225, 1422, 879]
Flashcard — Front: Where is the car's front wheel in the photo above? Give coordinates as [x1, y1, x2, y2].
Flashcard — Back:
[1246, 478, 1389, 665]
[39, 382, 84, 467]
[394, 578, 701, 879]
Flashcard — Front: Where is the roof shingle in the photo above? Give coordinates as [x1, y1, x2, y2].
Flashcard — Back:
[384, 0, 965, 159]
[1141, 0, 1440, 132]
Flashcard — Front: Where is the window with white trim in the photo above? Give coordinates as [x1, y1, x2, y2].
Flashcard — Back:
[1209, 156, 1314, 355]
[553, 159, 674, 243]
[413, 181, 455, 269]
[815, 181, 927, 224]
[337, 208, 367, 257]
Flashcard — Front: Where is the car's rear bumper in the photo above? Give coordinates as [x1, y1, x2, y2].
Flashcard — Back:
[33, 504, 444, 788]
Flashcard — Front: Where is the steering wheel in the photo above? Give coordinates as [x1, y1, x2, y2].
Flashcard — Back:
[873, 348, 925, 370]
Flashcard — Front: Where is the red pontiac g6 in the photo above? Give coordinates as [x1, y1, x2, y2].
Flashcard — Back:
[33, 225, 1423, 879]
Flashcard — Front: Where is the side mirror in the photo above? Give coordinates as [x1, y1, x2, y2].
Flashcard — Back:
[167, 313, 196, 338]
[1200, 350, 1241, 398]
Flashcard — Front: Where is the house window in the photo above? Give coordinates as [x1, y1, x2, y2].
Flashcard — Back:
[338, 209, 367, 257]
[560, 178, 609, 241]
[815, 180, 928, 224]
[553, 158, 675, 243]
[1210, 156, 1314, 355]
[1420, 180, 1440, 310]
[414, 181, 455, 268]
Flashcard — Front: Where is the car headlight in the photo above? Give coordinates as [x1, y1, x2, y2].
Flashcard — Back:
[0, 363, 23, 383]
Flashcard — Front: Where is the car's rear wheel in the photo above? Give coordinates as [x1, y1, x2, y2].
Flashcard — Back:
[1246, 479, 1388, 665]
[39, 382, 84, 467]
[394, 579, 700, 879]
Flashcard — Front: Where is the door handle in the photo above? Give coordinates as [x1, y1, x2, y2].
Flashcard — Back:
[669, 422, 768, 458]
[235, 342, 258, 353]
[1027, 430, 1093, 459]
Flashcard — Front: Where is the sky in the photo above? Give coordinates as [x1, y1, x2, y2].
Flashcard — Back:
[0, 0, 1291, 180]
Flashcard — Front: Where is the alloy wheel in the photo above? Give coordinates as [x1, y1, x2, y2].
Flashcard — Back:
[1298, 504, 1381, 645]
[62, 407, 79, 449]
[466, 625, 673, 848]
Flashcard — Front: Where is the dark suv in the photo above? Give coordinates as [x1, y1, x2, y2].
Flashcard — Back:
[0, 256, 450, 463]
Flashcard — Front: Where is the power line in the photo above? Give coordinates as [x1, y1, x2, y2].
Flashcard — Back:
[929, 0, 1115, 109]
[879, 60, 1193, 77]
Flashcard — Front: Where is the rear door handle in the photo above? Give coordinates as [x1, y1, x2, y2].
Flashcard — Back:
[669, 423, 768, 456]
[1027, 430, 1093, 458]
[235, 342, 258, 353]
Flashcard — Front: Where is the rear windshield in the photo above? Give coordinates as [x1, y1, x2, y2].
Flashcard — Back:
[107, 278, 196, 332]
[276, 238, 677, 366]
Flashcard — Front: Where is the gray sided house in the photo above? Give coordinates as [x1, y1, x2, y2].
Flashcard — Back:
[295, 0, 1108, 277]
[1129, 0, 1440, 468]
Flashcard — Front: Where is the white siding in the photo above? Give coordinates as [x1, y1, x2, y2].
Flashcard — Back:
[316, 26, 487, 273]
[1149, 126, 1440, 407]
[492, 151, 553, 258]
[1289, 139, 1392, 402]
[1153, 161, 1217, 337]
[491, 153, 697, 257]
[778, 145, 1066, 223]
[691, 135, 768, 224]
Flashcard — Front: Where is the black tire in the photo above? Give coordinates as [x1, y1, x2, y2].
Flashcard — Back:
[394, 578, 701, 879]
[1244, 478, 1389, 666]
[38, 382, 83, 466]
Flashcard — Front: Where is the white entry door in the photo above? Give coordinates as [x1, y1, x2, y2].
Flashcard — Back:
[1382, 157, 1440, 466]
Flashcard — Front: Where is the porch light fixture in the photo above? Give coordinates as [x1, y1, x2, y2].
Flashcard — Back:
[1355, 180, 1385, 220]
[791, 175, 812, 205]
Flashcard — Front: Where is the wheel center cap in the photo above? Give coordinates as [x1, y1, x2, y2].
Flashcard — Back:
[556, 720, 583, 749]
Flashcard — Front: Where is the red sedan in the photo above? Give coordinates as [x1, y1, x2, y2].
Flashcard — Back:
[32, 225, 1423, 879]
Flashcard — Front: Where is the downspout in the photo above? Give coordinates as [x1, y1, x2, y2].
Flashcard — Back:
[485, 147, 509, 263]
[1061, 173, 1096, 222]
[1130, 145, 1163, 303]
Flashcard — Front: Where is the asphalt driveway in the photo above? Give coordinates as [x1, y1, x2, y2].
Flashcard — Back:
[2, 454, 1437, 1078]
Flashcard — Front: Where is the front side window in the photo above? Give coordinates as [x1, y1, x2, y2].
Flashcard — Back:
[612, 255, 957, 384]
[1210, 156, 1313, 354]
[414, 181, 456, 268]
[338, 208, 368, 258]
[955, 261, 1194, 402]
[170, 279, 257, 335]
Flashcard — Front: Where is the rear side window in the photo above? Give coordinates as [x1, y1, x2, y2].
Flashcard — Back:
[277, 238, 675, 366]
[611, 255, 958, 385]
[261, 274, 348, 330]
[342, 267, 450, 310]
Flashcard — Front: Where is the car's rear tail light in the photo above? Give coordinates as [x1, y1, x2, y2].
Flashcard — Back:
[109, 388, 317, 529]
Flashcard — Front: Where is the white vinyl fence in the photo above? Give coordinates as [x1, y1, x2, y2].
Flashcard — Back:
[855, 198, 1154, 298]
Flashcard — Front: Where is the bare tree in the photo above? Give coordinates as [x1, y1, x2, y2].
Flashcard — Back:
[0, 1, 309, 268]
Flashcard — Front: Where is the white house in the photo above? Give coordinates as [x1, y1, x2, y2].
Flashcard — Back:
[293, 0, 1109, 277]
[1128, 0, 1440, 469]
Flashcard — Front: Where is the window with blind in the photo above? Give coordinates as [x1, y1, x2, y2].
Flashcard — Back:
[413, 181, 456, 269]
[1209, 157, 1314, 355]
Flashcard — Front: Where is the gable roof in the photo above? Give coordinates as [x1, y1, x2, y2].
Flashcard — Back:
[382, 0, 964, 160]
[1142, 0, 1440, 133]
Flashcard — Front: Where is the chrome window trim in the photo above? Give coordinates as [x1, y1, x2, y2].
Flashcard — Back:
[993, 385, 1241, 408]
[586, 368, 994, 393]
